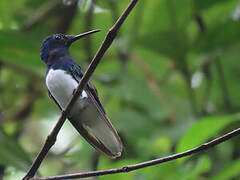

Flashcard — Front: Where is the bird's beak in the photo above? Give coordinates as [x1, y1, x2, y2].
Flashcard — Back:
[66, 29, 100, 46]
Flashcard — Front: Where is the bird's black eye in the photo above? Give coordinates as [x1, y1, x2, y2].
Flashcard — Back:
[55, 35, 61, 40]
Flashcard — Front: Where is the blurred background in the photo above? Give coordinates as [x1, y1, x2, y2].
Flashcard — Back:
[0, 0, 240, 179]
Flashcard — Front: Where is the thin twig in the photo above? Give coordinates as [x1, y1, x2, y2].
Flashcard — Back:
[0, 165, 5, 180]
[131, 53, 163, 99]
[194, 13, 206, 33]
[108, 0, 129, 66]
[22, 0, 139, 179]
[0, 63, 5, 179]
[83, 0, 95, 62]
[91, 151, 100, 178]
[21, 0, 60, 31]
[181, 59, 199, 117]
[166, 0, 198, 116]
[0, 80, 42, 126]
[32, 127, 240, 180]
[0, 60, 44, 81]
[202, 60, 213, 115]
[215, 57, 232, 111]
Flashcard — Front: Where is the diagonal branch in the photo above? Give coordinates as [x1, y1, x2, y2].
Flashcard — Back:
[22, 0, 139, 179]
[32, 127, 240, 180]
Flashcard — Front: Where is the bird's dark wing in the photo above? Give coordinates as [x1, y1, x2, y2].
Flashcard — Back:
[69, 63, 122, 158]
[86, 81, 106, 114]
[70, 64, 106, 113]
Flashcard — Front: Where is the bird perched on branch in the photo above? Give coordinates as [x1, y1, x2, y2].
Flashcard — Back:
[40, 30, 123, 158]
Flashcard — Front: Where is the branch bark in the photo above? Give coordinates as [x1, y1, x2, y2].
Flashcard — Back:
[32, 127, 240, 180]
[22, 0, 139, 179]
[215, 57, 232, 111]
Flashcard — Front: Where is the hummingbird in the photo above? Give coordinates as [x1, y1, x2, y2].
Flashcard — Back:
[40, 30, 123, 158]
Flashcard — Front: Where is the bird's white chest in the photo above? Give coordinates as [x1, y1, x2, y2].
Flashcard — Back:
[46, 69, 88, 110]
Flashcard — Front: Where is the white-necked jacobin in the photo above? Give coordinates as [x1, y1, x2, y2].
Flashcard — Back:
[40, 30, 123, 158]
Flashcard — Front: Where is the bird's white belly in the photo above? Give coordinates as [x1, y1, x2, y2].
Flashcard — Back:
[46, 69, 88, 112]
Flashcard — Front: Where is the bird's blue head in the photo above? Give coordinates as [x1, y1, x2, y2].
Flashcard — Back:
[40, 30, 100, 64]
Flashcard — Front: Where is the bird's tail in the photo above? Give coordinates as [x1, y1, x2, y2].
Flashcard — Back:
[69, 102, 123, 158]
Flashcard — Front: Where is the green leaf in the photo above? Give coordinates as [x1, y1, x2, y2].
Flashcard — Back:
[0, 31, 43, 71]
[183, 156, 211, 179]
[176, 114, 239, 162]
[193, 0, 230, 11]
[211, 159, 240, 180]
[139, 29, 189, 61]
[193, 20, 240, 53]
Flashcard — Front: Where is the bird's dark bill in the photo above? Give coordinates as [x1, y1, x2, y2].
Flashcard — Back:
[66, 30, 100, 45]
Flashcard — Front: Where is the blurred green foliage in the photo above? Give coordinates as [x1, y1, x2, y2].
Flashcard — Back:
[0, 0, 240, 179]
